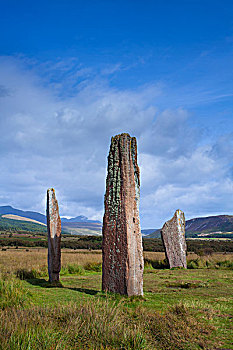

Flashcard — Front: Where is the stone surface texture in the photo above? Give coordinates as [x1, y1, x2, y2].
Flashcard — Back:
[161, 209, 187, 268]
[102, 133, 144, 296]
[47, 188, 61, 282]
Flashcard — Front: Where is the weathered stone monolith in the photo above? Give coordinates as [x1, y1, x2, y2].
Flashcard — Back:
[102, 133, 144, 296]
[161, 209, 187, 268]
[47, 188, 61, 282]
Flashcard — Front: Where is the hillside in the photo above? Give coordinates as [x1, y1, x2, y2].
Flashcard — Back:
[146, 215, 233, 239]
[2, 214, 46, 226]
[62, 222, 102, 235]
[0, 206, 46, 224]
[1, 206, 233, 238]
[61, 215, 101, 235]
[0, 215, 47, 233]
[0, 205, 101, 236]
[185, 215, 233, 236]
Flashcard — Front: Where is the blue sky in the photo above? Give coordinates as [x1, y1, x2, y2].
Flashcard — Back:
[0, 0, 233, 227]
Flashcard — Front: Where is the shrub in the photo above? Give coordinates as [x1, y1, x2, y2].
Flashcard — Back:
[84, 262, 102, 272]
[187, 258, 206, 269]
[187, 260, 198, 269]
[187, 258, 233, 270]
[144, 258, 169, 269]
[60, 264, 84, 275]
[144, 260, 153, 269]
[215, 260, 233, 270]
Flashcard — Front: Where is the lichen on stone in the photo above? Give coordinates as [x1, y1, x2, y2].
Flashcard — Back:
[102, 133, 144, 296]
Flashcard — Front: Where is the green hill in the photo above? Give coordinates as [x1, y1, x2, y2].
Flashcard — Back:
[146, 215, 233, 239]
[0, 215, 47, 233]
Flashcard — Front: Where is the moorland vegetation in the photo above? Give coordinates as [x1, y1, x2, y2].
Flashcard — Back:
[0, 248, 232, 349]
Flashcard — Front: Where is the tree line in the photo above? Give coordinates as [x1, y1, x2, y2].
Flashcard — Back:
[0, 235, 232, 253]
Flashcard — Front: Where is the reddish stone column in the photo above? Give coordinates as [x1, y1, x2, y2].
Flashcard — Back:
[47, 188, 61, 282]
[161, 209, 187, 268]
[102, 133, 144, 296]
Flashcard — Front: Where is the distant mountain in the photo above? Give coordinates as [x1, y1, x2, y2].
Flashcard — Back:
[143, 229, 161, 238]
[146, 215, 233, 238]
[1, 214, 46, 226]
[62, 221, 102, 236]
[1, 206, 232, 238]
[61, 216, 101, 235]
[0, 206, 46, 224]
[0, 205, 101, 236]
[141, 229, 159, 236]
[0, 206, 100, 224]
[61, 215, 101, 224]
[0, 215, 47, 233]
[185, 215, 233, 236]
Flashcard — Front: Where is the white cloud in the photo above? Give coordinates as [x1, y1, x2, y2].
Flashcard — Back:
[140, 143, 233, 227]
[0, 56, 232, 227]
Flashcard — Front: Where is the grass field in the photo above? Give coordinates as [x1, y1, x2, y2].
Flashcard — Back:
[0, 248, 232, 349]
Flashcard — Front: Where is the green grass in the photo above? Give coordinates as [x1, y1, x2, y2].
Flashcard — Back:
[1, 259, 232, 349]
[3, 268, 230, 348]
[0, 300, 219, 350]
[0, 273, 32, 309]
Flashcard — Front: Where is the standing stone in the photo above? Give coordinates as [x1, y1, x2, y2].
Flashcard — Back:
[161, 209, 187, 268]
[102, 133, 144, 296]
[47, 188, 61, 282]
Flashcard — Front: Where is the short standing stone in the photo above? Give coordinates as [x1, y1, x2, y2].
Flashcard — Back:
[47, 188, 61, 282]
[102, 133, 144, 296]
[161, 209, 187, 268]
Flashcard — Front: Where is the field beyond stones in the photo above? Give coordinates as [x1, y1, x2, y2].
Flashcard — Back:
[0, 248, 233, 349]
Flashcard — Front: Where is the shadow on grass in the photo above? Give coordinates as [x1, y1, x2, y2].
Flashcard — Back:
[26, 278, 63, 288]
[26, 278, 99, 295]
[67, 287, 98, 295]
[97, 291, 146, 303]
[25, 278, 147, 300]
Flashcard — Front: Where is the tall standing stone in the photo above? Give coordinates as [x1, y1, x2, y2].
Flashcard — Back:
[102, 133, 144, 296]
[47, 188, 61, 282]
[161, 209, 187, 268]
